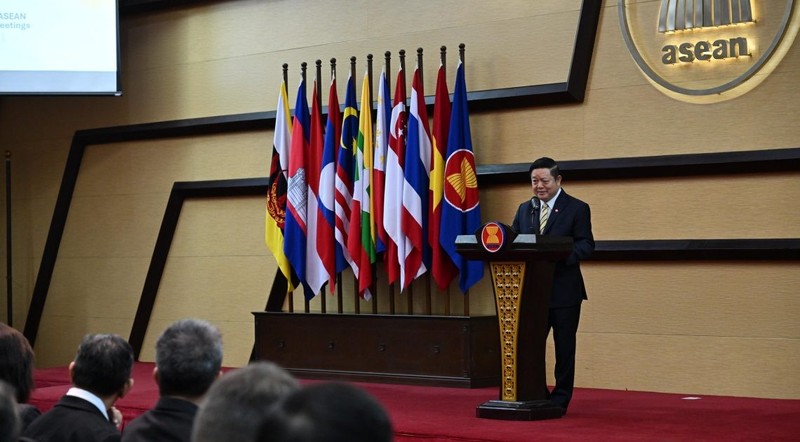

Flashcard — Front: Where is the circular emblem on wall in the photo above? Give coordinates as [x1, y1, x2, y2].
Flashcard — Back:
[480, 222, 505, 253]
[443, 149, 480, 212]
[618, 1, 799, 103]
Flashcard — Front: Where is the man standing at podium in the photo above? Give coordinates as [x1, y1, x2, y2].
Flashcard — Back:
[512, 157, 594, 415]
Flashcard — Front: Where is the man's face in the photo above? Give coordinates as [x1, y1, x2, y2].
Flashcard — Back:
[530, 168, 561, 202]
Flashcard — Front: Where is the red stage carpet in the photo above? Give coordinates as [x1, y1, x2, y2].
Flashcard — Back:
[31, 362, 799, 441]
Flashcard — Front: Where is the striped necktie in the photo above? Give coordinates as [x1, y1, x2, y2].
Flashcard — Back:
[539, 203, 550, 234]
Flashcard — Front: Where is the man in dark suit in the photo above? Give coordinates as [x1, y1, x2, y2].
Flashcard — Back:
[22, 333, 135, 442]
[122, 318, 223, 442]
[512, 157, 594, 415]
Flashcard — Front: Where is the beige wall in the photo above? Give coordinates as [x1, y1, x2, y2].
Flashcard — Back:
[0, 0, 797, 398]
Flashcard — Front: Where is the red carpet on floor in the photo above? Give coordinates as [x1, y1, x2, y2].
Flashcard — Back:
[31, 362, 800, 441]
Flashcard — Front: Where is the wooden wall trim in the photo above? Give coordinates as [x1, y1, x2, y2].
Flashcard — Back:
[123, 176, 798, 357]
[477, 147, 800, 185]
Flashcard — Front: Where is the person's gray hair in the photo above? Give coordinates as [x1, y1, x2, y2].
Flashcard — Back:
[192, 361, 299, 442]
[155, 318, 223, 398]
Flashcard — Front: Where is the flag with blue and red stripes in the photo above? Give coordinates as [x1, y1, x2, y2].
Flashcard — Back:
[401, 67, 430, 290]
[284, 78, 310, 294]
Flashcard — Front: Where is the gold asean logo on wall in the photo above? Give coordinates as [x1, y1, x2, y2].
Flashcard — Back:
[619, 1, 800, 103]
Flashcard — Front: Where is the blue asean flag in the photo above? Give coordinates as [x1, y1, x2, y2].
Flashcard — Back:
[284, 79, 311, 293]
[440, 62, 483, 293]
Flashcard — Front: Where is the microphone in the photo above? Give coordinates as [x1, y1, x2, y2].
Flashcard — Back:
[530, 198, 539, 232]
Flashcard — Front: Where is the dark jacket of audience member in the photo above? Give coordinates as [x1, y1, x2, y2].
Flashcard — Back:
[192, 361, 299, 442]
[0, 322, 41, 431]
[122, 318, 223, 442]
[22, 333, 134, 442]
[0, 380, 21, 442]
[257, 382, 393, 442]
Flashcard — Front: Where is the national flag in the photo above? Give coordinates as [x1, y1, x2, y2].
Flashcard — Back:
[347, 71, 375, 298]
[319, 75, 341, 290]
[372, 68, 390, 255]
[265, 80, 295, 293]
[334, 74, 358, 276]
[284, 78, 310, 294]
[400, 67, 431, 290]
[304, 80, 329, 298]
[440, 61, 484, 292]
[429, 64, 458, 291]
[383, 68, 406, 286]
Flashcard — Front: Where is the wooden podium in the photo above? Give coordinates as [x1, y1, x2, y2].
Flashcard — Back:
[456, 222, 573, 421]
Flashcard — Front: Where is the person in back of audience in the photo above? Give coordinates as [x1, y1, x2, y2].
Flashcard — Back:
[0, 322, 40, 431]
[257, 382, 393, 442]
[191, 361, 299, 442]
[122, 318, 223, 442]
[22, 333, 134, 442]
[0, 380, 21, 442]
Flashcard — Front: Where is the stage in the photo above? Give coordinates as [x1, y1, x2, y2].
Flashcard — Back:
[31, 362, 799, 441]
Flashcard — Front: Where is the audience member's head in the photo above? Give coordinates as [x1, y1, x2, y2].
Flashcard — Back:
[0, 322, 35, 404]
[155, 318, 223, 400]
[257, 382, 393, 442]
[0, 380, 20, 442]
[192, 361, 299, 442]
[70, 333, 134, 398]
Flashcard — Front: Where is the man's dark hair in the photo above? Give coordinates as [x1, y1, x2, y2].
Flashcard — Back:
[155, 318, 222, 397]
[71, 334, 134, 397]
[529, 156, 560, 178]
[0, 323, 35, 403]
[257, 382, 393, 442]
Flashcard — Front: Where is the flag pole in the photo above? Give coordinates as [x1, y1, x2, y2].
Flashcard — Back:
[458, 43, 470, 317]
[399, 49, 406, 106]
[417, 47, 433, 316]
[299, 61, 308, 310]
[397, 49, 413, 315]
[314, 59, 324, 314]
[384, 50, 396, 315]
[384, 51, 392, 100]
[280, 63, 294, 313]
[349, 56, 360, 315]
[330, 57, 344, 314]
[416, 47, 424, 89]
[315, 59, 323, 111]
[439, 45, 452, 316]
[366, 54, 379, 314]
[440, 45, 447, 75]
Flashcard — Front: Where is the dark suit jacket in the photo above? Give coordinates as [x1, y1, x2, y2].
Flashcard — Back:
[18, 403, 42, 432]
[512, 189, 594, 308]
[121, 396, 198, 442]
[22, 395, 120, 442]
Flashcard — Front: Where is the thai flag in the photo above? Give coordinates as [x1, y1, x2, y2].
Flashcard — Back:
[400, 67, 430, 290]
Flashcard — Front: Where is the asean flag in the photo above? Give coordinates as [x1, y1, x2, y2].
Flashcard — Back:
[440, 61, 483, 293]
